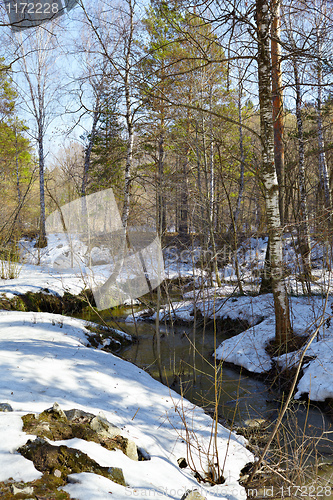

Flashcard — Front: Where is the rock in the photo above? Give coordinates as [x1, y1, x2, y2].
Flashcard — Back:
[22, 405, 141, 461]
[181, 490, 206, 500]
[177, 457, 188, 469]
[46, 402, 67, 420]
[65, 408, 95, 422]
[90, 247, 111, 265]
[137, 447, 151, 461]
[101, 434, 139, 461]
[18, 437, 126, 486]
[11, 484, 34, 495]
[123, 437, 138, 461]
[90, 414, 120, 438]
[0, 403, 13, 412]
[54, 469, 62, 478]
[244, 418, 268, 428]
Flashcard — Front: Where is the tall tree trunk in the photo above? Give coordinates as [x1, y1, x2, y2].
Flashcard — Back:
[271, 0, 285, 225]
[256, 0, 292, 344]
[209, 88, 214, 226]
[14, 124, 21, 213]
[122, 120, 134, 229]
[195, 120, 205, 230]
[37, 125, 47, 248]
[293, 59, 311, 289]
[259, 0, 284, 295]
[316, 39, 332, 224]
[234, 82, 245, 226]
[179, 152, 189, 236]
[157, 129, 166, 235]
[121, 1, 134, 230]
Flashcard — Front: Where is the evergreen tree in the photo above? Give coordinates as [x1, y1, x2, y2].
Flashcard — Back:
[89, 90, 126, 196]
[0, 63, 32, 241]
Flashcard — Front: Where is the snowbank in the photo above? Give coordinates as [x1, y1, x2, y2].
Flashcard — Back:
[0, 310, 253, 499]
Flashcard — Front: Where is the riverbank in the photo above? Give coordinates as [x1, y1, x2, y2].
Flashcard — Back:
[130, 293, 333, 404]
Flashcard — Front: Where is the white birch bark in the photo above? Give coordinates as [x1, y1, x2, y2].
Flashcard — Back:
[256, 0, 291, 343]
[81, 107, 99, 197]
[17, 27, 56, 247]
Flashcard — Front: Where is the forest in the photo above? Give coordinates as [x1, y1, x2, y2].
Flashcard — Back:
[0, 0, 333, 499]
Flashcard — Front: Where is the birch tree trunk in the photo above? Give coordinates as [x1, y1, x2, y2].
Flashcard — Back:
[14, 123, 21, 218]
[256, 0, 292, 344]
[271, 0, 284, 225]
[121, 1, 135, 230]
[234, 81, 245, 226]
[16, 26, 58, 248]
[38, 123, 47, 248]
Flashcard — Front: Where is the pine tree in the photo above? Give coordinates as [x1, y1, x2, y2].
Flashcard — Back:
[89, 90, 126, 196]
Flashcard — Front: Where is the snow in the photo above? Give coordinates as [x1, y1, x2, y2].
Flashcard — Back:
[7, 233, 333, 302]
[0, 412, 42, 482]
[19, 228, 165, 309]
[0, 310, 253, 499]
[129, 294, 270, 328]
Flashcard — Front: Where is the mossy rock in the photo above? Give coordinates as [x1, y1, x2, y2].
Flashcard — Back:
[18, 437, 126, 486]
[22, 404, 140, 461]
[22, 411, 98, 443]
[0, 476, 71, 499]
[0, 289, 95, 315]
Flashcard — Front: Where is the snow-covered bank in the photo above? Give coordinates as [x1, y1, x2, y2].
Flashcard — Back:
[0, 262, 87, 298]
[214, 295, 333, 403]
[0, 310, 252, 499]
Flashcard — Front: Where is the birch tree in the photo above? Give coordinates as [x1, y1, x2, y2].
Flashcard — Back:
[271, 0, 284, 224]
[314, 10, 332, 225]
[256, 0, 292, 343]
[14, 26, 59, 247]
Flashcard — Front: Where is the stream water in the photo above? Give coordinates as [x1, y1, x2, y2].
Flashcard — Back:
[118, 320, 277, 425]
